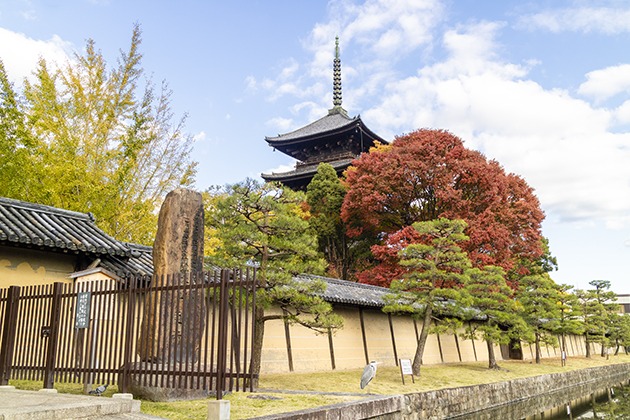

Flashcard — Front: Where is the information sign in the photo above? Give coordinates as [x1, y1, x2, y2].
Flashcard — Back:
[75, 292, 91, 329]
[399, 358, 415, 384]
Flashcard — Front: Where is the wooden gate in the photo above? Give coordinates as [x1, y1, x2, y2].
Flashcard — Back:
[0, 269, 257, 399]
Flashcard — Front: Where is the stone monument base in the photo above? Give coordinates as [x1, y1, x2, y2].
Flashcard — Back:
[125, 362, 216, 402]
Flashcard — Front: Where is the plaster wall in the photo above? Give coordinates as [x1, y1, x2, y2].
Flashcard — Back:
[327, 306, 366, 370]
[259, 305, 606, 375]
[0, 245, 75, 288]
[260, 305, 536, 374]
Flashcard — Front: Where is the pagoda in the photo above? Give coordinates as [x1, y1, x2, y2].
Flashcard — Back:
[261, 37, 387, 190]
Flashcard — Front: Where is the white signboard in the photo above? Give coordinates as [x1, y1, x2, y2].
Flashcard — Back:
[399, 358, 415, 384]
[400, 359, 413, 375]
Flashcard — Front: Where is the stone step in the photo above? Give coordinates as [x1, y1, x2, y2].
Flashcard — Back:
[0, 387, 166, 420]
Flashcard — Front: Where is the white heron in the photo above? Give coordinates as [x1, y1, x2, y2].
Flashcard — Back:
[360, 361, 380, 390]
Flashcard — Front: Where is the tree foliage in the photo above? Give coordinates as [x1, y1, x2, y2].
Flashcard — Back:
[0, 61, 35, 198]
[463, 265, 530, 369]
[341, 129, 545, 287]
[306, 163, 370, 279]
[0, 25, 196, 244]
[609, 313, 630, 355]
[205, 178, 342, 383]
[553, 284, 584, 361]
[384, 218, 472, 376]
[576, 280, 618, 358]
[516, 273, 561, 363]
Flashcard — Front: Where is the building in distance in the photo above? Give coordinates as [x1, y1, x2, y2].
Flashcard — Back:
[262, 37, 387, 190]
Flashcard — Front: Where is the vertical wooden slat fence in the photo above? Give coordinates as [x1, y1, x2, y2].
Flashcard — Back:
[0, 269, 257, 399]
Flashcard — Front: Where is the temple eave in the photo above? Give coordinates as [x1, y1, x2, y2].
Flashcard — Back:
[261, 158, 355, 190]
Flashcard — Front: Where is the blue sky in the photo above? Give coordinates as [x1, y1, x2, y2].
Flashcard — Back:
[2, 0, 630, 293]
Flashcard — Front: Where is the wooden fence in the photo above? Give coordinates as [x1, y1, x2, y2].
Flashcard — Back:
[0, 269, 257, 399]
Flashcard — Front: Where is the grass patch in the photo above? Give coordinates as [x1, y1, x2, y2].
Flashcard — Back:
[142, 392, 360, 420]
[260, 354, 630, 396]
[10, 354, 630, 419]
[8, 379, 118, 397]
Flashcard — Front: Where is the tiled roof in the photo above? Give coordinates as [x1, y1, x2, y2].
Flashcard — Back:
[100, 243, 154, 278]
[0, 196, 153, 277]
[261, 158, 354, 182]
[297, 274, 388, 308]
[265, 112, 357, 143]
[0, 197, 131, 257]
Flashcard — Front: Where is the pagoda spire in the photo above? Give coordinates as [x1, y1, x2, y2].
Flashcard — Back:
[329, 36, 348, 116]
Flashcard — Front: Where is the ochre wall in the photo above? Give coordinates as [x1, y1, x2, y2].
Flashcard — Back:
[259, 304, 600, 374]
[0, 245, 75, 288]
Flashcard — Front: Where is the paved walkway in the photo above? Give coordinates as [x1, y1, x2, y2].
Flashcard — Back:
[0, 386, 165, 420]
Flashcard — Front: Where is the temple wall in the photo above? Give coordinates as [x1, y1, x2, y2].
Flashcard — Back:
[260, 304, 597, 374]
[0, 245, 75, 288]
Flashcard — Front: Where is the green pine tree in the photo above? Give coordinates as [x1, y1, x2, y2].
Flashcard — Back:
[464, 265, 529, 369]
[608, 313, 630, 355]
[576, 280, 618, 358]
[306, 163, 369, 280]
[383, 218, 472, 376]
[554, 284, 584, 364]
[205, 178, 342, 385]
[517, 273, 562, 363]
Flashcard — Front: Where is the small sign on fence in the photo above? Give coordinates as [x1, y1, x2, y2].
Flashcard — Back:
[399, 358, 415, 384]
[75, 292, 91, 329]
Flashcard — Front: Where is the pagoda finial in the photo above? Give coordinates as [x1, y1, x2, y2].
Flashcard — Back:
[329, 36, 348, 116]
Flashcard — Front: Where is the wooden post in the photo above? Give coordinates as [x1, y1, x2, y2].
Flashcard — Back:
[43, 282, 63, 389]
[0, 286, 20, 385]
[216, 270, 230, 400]
[359, 308, 369, 365]
[283, 312, 294, 372]
[120, 278, 137, 393]
[327, 328, 336, 370]
[388, 313, 398, 366]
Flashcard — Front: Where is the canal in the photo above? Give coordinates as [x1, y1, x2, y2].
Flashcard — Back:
[456, 381, 630, 419]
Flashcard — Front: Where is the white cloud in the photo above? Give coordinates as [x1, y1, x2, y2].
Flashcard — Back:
[279, 58, 300, 80]
[615, 100, 630, 124]
[266, 117, 294, 133]
[364, 21, 630, 227]
[259, 1, 630, 229]
[0, 27, 72, 85]
[262, 162, 297, 176]
[578, 64, 630, 102]
[519, 6, 630, 34]
[192, 131, 207, 142]
[244, 75, 257, 91]
[258, 0, 444, 108]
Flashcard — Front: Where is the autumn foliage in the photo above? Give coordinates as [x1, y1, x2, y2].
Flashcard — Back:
[341, 129, 544, 287]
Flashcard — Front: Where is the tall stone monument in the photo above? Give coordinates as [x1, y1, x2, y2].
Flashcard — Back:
[132, 188, 207, 400]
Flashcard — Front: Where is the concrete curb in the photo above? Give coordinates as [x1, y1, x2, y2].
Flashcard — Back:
[0, 388, 142, 420]
[250, 395, 403, 420]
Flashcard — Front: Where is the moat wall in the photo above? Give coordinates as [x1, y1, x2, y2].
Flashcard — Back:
[253, 363, 630, 420]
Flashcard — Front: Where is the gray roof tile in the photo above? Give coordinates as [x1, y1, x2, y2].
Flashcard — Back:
[0, 196, 152, 277]
[261, 158, 354, 181]
[297, 274, 388, 308]
[265, 113, 357, 143]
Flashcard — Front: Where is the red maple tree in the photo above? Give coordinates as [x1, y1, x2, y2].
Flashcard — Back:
[342, 129, 544, 287]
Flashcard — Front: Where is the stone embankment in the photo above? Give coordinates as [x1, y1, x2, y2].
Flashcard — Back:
[251, 363, 630, 420]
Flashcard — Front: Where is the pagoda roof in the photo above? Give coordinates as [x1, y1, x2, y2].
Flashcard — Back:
[261, 38, 388, 190]
[266, 111, 354, 143]
[261, 158, 354, 190]
[265, 110, 386, 146]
